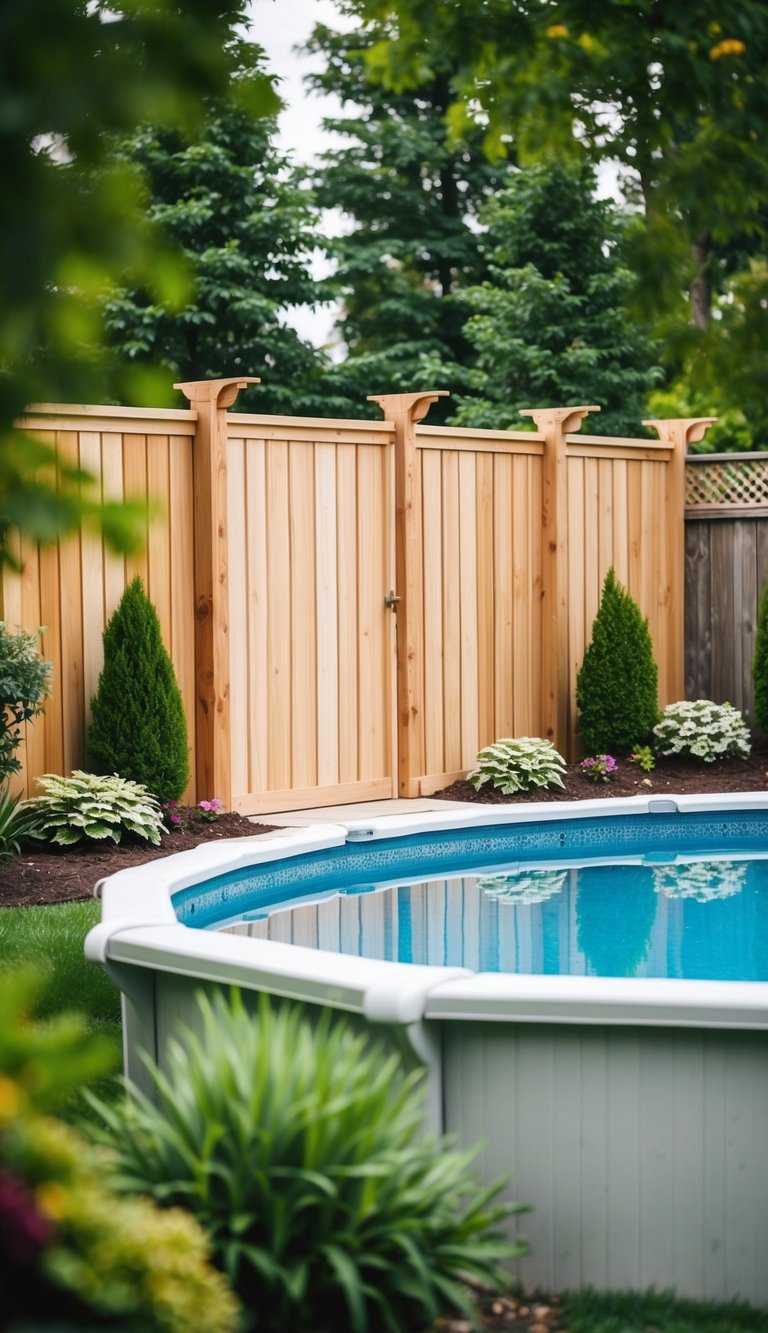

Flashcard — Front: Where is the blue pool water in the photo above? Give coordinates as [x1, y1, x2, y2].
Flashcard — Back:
[174, 811, 768, 981]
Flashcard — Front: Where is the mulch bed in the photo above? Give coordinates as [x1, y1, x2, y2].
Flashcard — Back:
[435, 750, 768, 804]
[0, 811, 278, 908]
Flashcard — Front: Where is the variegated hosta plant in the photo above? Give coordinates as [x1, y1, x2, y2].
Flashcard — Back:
[467, 737, 567, 795]
[22, 771, 164, 846]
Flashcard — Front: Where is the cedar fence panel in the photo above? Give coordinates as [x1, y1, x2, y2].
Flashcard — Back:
[4, 405, 197, 802]
[225, 414, 397, 815]
[4, 388, 722, 812]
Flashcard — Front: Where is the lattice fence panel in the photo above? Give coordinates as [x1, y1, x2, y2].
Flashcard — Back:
[686, 454, 768, 510]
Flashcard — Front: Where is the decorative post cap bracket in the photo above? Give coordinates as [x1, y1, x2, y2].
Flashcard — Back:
[175, 377, 261, 411]
[368, 390, 449, 425]
[644, 417, 718, 447]
[519, 405, 601, 435]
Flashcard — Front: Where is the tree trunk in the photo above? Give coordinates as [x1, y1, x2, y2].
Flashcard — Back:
[690, 233, 712, 329]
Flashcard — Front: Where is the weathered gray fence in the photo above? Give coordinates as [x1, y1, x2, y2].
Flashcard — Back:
[685, 453, 768, 724]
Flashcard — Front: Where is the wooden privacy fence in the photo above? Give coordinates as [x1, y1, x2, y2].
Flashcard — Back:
[685, 452, 768, 723]
[5, 381, 709, 813]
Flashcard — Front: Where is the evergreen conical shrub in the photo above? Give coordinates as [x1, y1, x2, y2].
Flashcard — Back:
[576, 568, 659, 754]
[88, 577, 189, 803]
[753, 580, 768, 734]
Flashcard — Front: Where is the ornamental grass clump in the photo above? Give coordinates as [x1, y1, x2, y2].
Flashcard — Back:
[89, 990, 525, 1333]
[653, 699, 751, 762]
[468, 736, 566, 795]
[576, 568, 659, 754]
[88, 576, 189, 803]
[23, 771, 165, 846]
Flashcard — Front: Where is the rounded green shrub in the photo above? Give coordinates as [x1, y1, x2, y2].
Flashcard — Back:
[753, 579, 768, 734]
[89, 990, 525, 1333]
[576, 568, 659, 754]
[88, 576, 189, 803]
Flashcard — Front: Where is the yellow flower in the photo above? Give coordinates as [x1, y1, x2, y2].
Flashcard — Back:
[36, 1180, 69, 1221]
[0, 1075, 20, 1118]
[578, 32, 595, 51]
[546, 24, 569, 38]
[709, 38, 746, 60]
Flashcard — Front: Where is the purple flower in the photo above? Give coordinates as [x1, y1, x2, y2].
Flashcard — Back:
[0, 1170, 54, 1265]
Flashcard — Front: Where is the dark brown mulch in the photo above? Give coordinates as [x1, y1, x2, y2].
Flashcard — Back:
[435, 750, 768, 805]
[0, 812, 278, 909]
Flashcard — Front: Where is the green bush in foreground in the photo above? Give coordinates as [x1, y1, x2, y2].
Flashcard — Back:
[468, 736, 566, 795]
[88, 576, 189, 802]
[23, 770, 164, 847]
[753, 578, 768, 734]
[90, 990, 525, 1333]
[0, 622, 52, 787]
[0, 970, 240, 1332]
[577, 568, 659, 754]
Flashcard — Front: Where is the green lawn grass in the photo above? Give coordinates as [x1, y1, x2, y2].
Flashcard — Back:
[0, 899, 123, 1118]
[560, 1288, 768, 1332]
[0, 899, 121, 1027]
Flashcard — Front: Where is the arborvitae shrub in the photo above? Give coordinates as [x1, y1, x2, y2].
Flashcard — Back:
[576, 568, 659, 754]
[753, 580, 768, 734]
[88, 577, 189, 802]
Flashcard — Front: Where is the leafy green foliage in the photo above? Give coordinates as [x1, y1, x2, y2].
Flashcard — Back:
[468, 737, 567, 795]
[0, 0, 278, 560]
[0, 972, 240, 1332]
[352, 0, 768, 442]
[88, 577, 189, 803]
[0, 783, 39, 860]
[0, 623, 52, 785]
[629, 746, 656, 773]
[754, 580, 768, 734]
[105, 40, 333, 418]
[23, 771, 164, 848]
[447, 163, 662, 436]
[653, 700, 751, 762]
[305, 5, 521, 417]
[90, 990, 524, 1333]
[576, 569, 659, 754]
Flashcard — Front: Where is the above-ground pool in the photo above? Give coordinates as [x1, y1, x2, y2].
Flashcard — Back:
[87, 793, 768, 1306]
[178, 809, 768, 982]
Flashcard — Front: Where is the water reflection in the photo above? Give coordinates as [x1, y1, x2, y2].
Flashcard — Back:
[216, 857, 768, 982]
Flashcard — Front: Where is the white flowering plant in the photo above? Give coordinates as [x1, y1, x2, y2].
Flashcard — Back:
[467, 737, 567, 795]
[653, 699, 751, 763]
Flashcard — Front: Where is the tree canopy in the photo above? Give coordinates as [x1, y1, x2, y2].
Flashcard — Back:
[350, 0, 768, 442]
[0, 0, 278, 557]
[305, 3, 520, 417]
[105, 41, 336, 418]
[446, 163, 662, 436]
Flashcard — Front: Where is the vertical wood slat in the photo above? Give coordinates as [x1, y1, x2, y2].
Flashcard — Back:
[5, 412, 199, 800]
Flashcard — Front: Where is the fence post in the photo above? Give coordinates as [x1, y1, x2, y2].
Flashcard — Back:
[644, 416, 717, 704]
[369, 390, 448, 797]
[520, 405, 600, 755]
[175, 376, 259, 808]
